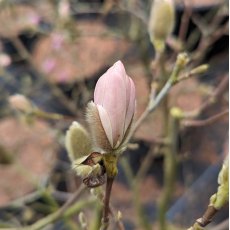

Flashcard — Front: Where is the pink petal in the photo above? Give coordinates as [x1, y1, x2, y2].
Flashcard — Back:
[94, 72, 107, 105]
[112, 60, 126, 77]
[93, 60, 135, 148]
[124, 77, 136, 132]
[104, 76, 126, 145]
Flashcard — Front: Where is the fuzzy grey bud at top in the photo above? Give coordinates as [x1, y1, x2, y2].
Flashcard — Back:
[86, 61, 136, 153]
[148, 0, 175, 53]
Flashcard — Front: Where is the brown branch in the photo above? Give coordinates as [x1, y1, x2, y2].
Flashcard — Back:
[178, 0, 193, 42]
[101, 177, 114, 230]
[2, 184, 87, 230]
[11, 37, 79, 116]
[183, 110, 228, 127]
[185, 76, 229, 118]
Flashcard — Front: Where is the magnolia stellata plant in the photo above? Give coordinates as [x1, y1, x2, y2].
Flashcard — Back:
[66, 60, 136, 186]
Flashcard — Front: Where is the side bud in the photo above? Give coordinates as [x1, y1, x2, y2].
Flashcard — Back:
[9, 94, 33, 113]
[65, 122, 105, 187]
[65, 121, 92, 162]
[148, 0, 175, 53]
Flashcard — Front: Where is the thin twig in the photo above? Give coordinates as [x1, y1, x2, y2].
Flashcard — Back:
[11, 37, 78, 116]
[178, 0, 192, 42]
[183, 110, 228, 127]
[158, 109, 181, 230]
[185, 76, 229, 118]
[130, 53, 187, 138]
[101, 177, 114, 230]
[120, 157, 151, 230]
[2, 184, 87, 230]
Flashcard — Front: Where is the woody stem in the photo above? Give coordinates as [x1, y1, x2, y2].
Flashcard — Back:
[101, 176, 114, 230]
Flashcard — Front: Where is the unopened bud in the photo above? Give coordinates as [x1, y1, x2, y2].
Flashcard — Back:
[210, 156, 229, 210]
[65, 121, 92, 162]
[190, 64, 209, 75]
[148, 0, 175, 53]
[117, 210, 122, 220]
[9, 94, 33, 113]
[176, 52, 190, 68]
[170, 107, 184, 119]
[87, 61, 135, 153]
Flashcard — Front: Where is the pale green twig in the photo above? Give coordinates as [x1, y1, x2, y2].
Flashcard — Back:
[2, 184, 88, 230]
[158, 108, 183, 230]
[121, 157, 152, 230]
[130, 53, 189, 138]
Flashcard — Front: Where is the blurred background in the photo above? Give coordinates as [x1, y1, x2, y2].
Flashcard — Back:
[0, 0, 228, 229]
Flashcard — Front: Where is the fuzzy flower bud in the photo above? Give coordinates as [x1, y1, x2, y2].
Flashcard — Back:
[86, 61, 136, 152]
[65, 122, 105, 187]
[148, 0, 175, 53]
[65, 121, 92, 162]
[8, 94, 33, 113]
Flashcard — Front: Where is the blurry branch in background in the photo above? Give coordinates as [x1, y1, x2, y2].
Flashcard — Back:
[158, 107, 183, 230]
[178, 0, 192, 42]
[130, 53, 190, 137]
[188, 1, 228, 64]
[8, 94, 75, 123]
[183, 109, 228, 127]
[2, 184, 88, 230]
[10, 36, 79, 115]
[187, 156, 229, 230]
[184, 75, 229, 118]
[121, 156, 152, 230]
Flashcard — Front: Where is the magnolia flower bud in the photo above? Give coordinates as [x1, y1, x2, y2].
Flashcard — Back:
[65, 122, 105, 186]
[8, 94, 33, 113]
[86, 61, 136, 152]
[148, 0, 175, 53]
[65, 121, 92, 162]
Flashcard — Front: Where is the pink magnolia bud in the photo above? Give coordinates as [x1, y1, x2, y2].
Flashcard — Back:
[91, 61, 136, 150]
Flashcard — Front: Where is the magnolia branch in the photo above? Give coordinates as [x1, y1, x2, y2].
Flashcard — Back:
[131, 53, 189, 137]
[183, 110, 228, 127]
[2, 185, 87, 230]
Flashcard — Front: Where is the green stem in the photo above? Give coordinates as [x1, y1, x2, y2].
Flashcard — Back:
[130, 53, 188, 139]
[89, 201, 103, 230]
[2, 185, 87, 230]
[121, 157, 152, 230]
[11, 37, 78, 115]
[158, 108, 182, 230]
